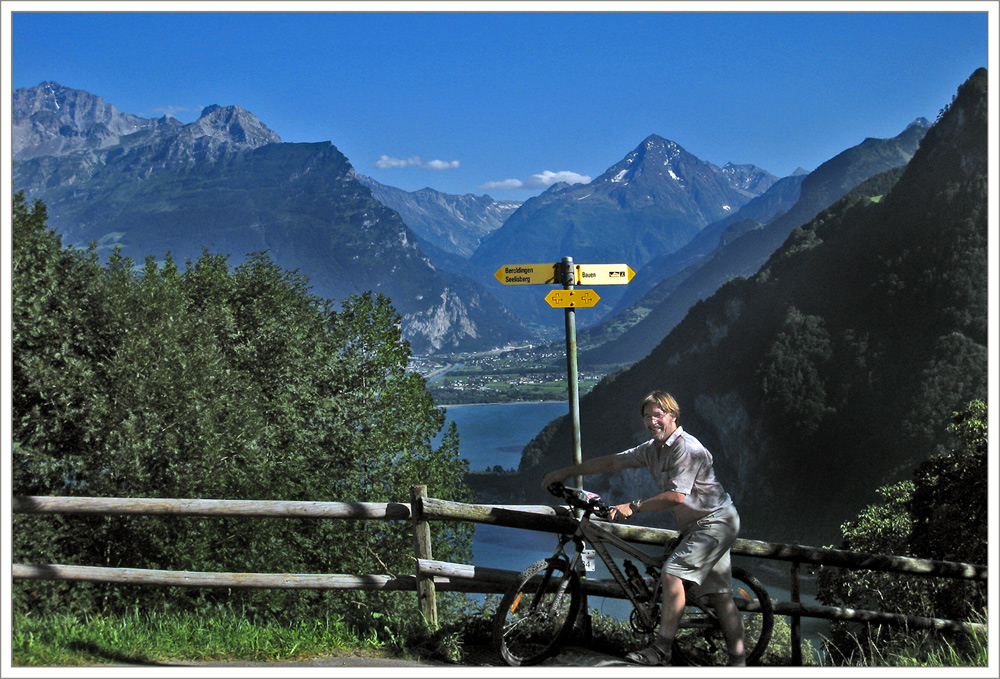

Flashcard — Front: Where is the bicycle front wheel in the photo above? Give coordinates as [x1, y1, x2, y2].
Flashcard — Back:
[493, 557, 582, 666]
[672, 566, 774, 666]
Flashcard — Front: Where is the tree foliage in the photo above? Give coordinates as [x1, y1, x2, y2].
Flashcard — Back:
[816, 399, 988, 663]
[12, 192, 472, 624]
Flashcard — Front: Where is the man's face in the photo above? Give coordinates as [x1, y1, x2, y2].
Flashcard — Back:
[643, 404, 676, 443]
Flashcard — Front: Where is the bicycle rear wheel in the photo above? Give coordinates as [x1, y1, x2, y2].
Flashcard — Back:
[672, 565, 774, 666]
[493, 557, 582, 666]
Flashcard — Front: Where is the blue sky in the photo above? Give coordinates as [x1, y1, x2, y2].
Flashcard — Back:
[5, 3, 994, 202]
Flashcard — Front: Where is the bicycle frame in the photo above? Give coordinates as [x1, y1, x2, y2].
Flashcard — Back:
[555, 504, 667, 631]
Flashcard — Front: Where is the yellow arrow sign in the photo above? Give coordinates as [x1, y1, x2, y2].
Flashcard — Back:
[575, 263, 635, 285]
[545, 289, 601, 308]
[494, 263, 560, 285]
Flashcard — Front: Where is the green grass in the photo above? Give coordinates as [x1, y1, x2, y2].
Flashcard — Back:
[11, 609, 404, 667]
[823, 612, 989, 667]
[13, 604, 988, 668]
[854, 627, 988, 667]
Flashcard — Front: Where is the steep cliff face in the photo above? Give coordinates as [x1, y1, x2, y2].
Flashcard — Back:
[404, 288, 480, 351]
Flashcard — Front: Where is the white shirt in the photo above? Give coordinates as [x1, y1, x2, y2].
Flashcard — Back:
[615, 426, 733, 527]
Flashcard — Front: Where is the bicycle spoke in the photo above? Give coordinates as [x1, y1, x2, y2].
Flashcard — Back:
[494, 558, 581, 666]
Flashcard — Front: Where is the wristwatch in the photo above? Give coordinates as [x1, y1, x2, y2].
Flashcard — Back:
[629, 499, 642, 514]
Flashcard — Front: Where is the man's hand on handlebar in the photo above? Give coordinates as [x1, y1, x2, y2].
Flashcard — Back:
[608, 502, 635, 522]
[540, 471, 567, 490]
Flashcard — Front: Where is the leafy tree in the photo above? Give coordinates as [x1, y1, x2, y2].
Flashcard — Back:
[12, 193, 472, 627]
[907, 399, 987, 621]
[816, 400, 987, 664]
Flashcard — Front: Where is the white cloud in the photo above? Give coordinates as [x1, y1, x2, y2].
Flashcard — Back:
[526, 170, 591, 188]
[424, 159, 461, 170]
[480, 170, 591, 192]
[376, 155, 421, 169]
[376, 155, 460, 170]
[480, 178, 527, 190]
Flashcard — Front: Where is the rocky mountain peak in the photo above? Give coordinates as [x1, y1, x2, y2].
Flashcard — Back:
[720, 162, 779, 194]
[186, 104, 282, 148]
[626, 133, 683, 164]
[12, 81, 157, 160]
[595, 134, 687, 187]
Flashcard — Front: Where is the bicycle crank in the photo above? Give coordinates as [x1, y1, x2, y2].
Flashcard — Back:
[630, 607, 658, 634]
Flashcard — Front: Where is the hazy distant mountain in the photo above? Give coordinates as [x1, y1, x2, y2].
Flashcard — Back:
[11, 82, 530, 354]
[355, 175, 520, 259]
[469, 134, 778, 326]
[517, 70, 986, 547]
[604, 169, 812, 320]
[582, 118, 931, 366]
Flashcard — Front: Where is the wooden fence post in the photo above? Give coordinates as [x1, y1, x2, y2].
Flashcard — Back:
[410, 485, 438, 630]
[791, 560, 802, 666]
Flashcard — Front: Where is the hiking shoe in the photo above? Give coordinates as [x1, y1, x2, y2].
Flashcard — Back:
[625, 636, 672, 666]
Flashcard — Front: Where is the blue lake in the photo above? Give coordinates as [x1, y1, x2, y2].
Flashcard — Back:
[438, 400, 569, 472]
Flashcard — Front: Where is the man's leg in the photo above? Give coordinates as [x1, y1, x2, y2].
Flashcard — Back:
[625, 571, 686, 665]
[657, 571, 687, 644]
[707, 591, 746, 665]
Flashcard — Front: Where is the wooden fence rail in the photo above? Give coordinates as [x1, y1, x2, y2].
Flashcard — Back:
[12, 491, 987, 665]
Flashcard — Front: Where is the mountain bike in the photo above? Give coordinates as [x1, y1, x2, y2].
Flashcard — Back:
[492, 482, 773, 666]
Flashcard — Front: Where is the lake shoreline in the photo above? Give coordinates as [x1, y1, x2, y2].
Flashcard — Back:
[441, 399, 568, 409]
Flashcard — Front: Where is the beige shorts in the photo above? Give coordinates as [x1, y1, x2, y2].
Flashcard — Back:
[663, 503, 740, 596]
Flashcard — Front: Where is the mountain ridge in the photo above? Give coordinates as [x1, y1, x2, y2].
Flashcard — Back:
[355, 174, 520, 259]
[581, 117, 930, 366]
[11, 82, 530, 354]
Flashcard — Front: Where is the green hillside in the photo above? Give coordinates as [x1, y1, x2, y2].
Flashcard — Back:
[514, 69, 988, 547]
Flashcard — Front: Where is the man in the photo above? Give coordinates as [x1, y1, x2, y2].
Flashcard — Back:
[539, 390, 746, 666]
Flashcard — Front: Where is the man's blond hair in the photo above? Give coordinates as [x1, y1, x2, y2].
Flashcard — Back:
[640, 391, 680, 419]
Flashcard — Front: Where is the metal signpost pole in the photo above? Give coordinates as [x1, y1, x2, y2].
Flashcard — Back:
[560, 255, 591, 639]
[493, 258, 631, 489]
[560, 256, 583, 490]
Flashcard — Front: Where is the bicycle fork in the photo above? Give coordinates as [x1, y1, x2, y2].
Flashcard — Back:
[519, 536, 577, 620]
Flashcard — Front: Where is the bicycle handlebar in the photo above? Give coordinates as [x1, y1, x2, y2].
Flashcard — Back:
[546, 481, 612, 519]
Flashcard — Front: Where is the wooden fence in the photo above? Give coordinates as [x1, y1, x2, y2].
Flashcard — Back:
[12, 487, 987, 665]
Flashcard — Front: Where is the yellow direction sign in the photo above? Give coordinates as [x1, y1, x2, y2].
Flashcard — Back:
[575, 263, 635, 285]
[545, 289, 601, 308]
[494, 263, 560, 285]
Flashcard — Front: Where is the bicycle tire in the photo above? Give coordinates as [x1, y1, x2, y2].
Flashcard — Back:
[672, 565, 774, 666]
[493, 557, 582, 666]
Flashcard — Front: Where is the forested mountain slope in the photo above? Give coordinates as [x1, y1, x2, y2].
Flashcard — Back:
[517, 69, 988, 546]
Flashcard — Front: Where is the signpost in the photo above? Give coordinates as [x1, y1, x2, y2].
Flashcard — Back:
[574, 263, 635, 286]
[494, 263, 634, 287]
[494, 257, 633, 489]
